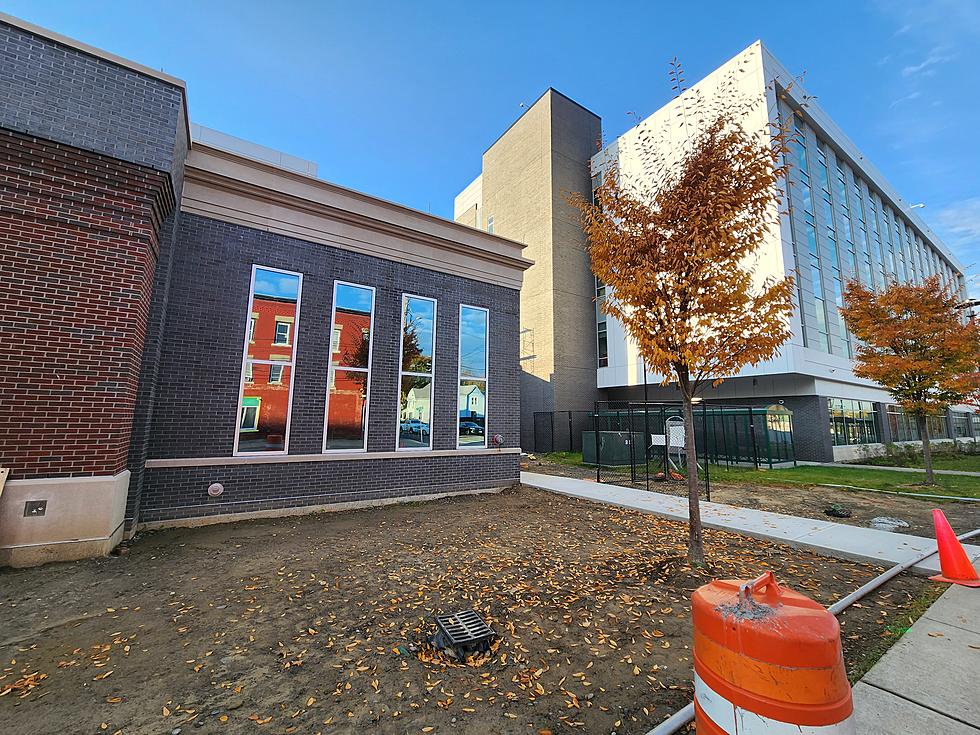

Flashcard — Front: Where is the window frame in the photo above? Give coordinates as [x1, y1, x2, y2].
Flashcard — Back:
[273, 320, 291, 345]
[827, 397, 879, 446]
[233, 264, 303, 457]
[239, 399, 260, 432]
[396, 293, 438, 451]
[595, 276, 609, 368]
[457, 303, 490, 450]
[322, 280, 376, 454]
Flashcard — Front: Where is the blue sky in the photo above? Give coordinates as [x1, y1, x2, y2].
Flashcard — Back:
[8, 0, 978, 290]
[254, 268, 300, 301]
[404, 297, 435, 357]
[335, 283, 374, 314]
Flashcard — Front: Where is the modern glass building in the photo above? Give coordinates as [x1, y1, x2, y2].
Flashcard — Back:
[456, 42, 972, 462]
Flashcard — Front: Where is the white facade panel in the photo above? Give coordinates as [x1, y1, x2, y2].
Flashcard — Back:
[591, 41, 967, 398]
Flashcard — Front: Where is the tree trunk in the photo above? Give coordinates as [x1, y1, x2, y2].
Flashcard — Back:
[681, 394, 705, 565]
[917, 414, 935, 484]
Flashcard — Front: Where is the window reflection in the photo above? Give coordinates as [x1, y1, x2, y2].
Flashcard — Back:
[331, 284, 374, 369]
[238, 364, 293, 452]
[325, 282, 375, 451]
[236, 266, 301, 454]
[458, 379, 487, 446]
[399, 377, 432, 448]
[325, 368, 369, 450]
[458, 305, 488, 447]
[401, 297, 435, 373]
[459, 306, 488, 379]
[399, 295, 436, 449]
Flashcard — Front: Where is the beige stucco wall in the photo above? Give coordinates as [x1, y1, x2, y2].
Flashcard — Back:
[0, 471, 130, 567]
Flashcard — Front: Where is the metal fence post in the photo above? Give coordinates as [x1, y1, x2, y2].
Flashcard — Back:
[702, 403, 710, 502]
[628, 405, 636, 484]
[594, 402, 601, 483]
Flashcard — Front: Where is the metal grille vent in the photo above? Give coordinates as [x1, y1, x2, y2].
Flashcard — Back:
[432, 610, 497, 658]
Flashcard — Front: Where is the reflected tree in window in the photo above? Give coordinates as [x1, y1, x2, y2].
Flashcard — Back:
[399, 296, 436, 449]
[325, 283, 375, 450]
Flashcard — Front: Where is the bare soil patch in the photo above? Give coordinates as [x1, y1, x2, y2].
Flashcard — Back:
[1, 485, 932, 734]
[527, 456, 980, 538]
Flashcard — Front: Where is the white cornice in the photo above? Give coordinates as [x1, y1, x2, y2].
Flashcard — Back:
[181, 143, 533, 290]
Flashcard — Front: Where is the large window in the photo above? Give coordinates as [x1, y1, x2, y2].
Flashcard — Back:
[828, 398, 878, 446]
[324, 282, 375, 451]
[398, 295, 436, 450]
[952, 412, 972, 439]
[886, 404, 918, 443]
[235, 266, 302, 455]
[789, 118, 831, 354]
[458, 305, 488, 448]
[595, 276, 608, 368]
[886, 405, 950, 442]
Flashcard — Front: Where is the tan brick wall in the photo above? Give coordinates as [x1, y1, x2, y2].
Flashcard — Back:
[476, 90, 602, 445]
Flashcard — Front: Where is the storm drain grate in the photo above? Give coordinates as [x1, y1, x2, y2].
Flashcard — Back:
[432, 609, 497, 658]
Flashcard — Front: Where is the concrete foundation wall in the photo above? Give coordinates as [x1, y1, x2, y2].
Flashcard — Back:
[0, 471, 130, 567]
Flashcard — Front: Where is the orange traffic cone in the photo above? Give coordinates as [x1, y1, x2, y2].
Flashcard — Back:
[930, 509, 980, 587]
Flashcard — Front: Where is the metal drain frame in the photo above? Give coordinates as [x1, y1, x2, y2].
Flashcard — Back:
[432, 609, 497, 659]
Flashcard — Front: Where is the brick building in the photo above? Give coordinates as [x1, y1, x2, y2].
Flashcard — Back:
[0, 14, 531, 566]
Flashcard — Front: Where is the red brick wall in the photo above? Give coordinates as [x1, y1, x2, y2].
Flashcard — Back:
[0, 129, 174, 479]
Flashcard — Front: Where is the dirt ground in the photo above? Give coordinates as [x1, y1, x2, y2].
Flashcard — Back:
[1, 486, 934, 735]
[526, 456, 980, 538]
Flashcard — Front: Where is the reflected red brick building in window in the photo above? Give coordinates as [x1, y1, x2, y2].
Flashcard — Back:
[326, 307, 372, 448]
[239, 296, 297, 452]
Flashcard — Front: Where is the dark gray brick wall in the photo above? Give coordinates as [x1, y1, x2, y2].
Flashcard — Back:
[0, 21, 184, 174]
[774, 395, 832, 462]
[125, 111, 189, 529]
[140, 213, 521, 521]
[140, 454, 519, 523]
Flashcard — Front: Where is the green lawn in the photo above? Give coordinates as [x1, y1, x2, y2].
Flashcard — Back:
[705, 464, 980, 499]
[536, 452, 980, 499]
[851, 452, 980, 473]
[539, 451, 586, 466]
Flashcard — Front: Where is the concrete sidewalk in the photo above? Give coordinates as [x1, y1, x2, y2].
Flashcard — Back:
[521, 471, 980, 575]
[853, 584, 980, 733]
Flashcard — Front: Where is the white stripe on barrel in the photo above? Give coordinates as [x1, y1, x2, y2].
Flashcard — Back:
[694, 673, 856, 734]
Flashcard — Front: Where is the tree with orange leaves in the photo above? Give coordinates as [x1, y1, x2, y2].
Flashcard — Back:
[841, 275, 980, 483]
[572, 69, 795, 564]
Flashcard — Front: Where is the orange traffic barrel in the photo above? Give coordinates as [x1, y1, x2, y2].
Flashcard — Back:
[692, 571, 855, 734]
